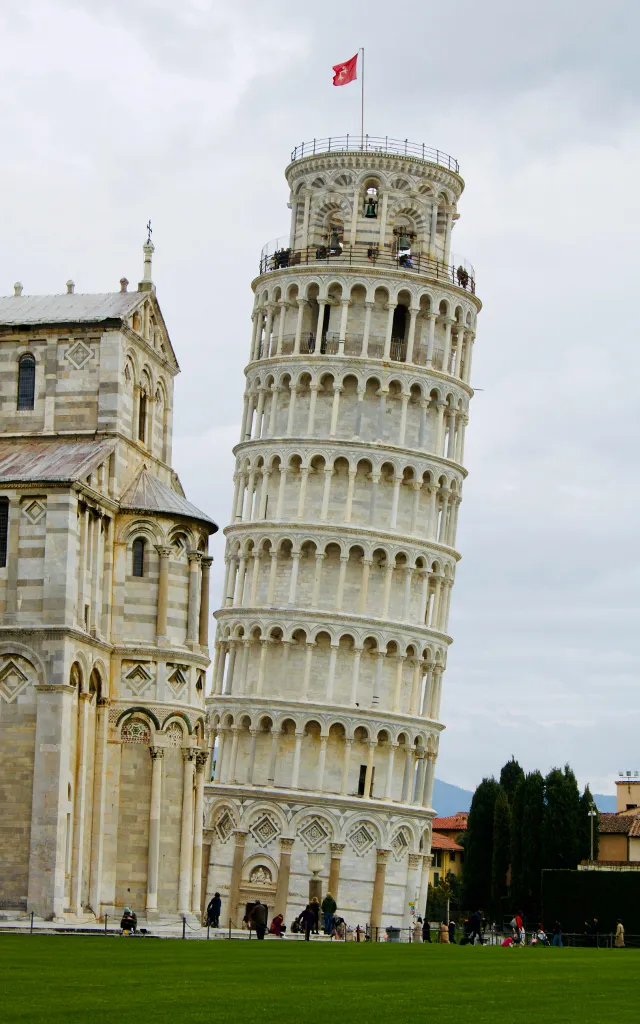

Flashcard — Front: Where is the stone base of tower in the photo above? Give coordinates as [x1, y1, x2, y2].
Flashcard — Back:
[204, 786, 433, 932]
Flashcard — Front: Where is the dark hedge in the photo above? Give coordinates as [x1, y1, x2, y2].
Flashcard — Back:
[541, 869, 640, 932]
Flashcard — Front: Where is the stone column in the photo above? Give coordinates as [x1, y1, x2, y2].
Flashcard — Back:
[345, 470, 357, 520]
[414, 753, 426, 804]
[422, 752, 436, 808]
[296, 468, 309, 519]
[294, 300, 308, 355]
[381, 563, 394, 618]
[213, 728, 226, 782]
[368, 472, 380, 524]
[378, 191, 389, 245]
[146, 747, 164, 915]
[372, 650, 384, 707]
[70, 692, 91, 916]
[409, 658, 422, 715]
[349, 647, 362, 704]
[401, 746, 413, 804]
[329, 383, 343, 436]
[336, 555, 349, 611]
[228, 726, 240, 781]
[384, 743, 397, 799]
[442, 319, 453, 374]
[383, 303, 397, 360]
[186, 552, 202, 647]
[340, 739, 353, 795]
[268, 386, 281, 436]
[320, 466, 333, 520]
[246, 728, 258, 783]
[402, 567, 413, 621]
[338, 300, 350, 356]
[406, 307, 419, 363]
[361, 301, 374, 358]
[328, 843, 345, 903]
[306, 384, 319, 434]
[311, 552, 325, 607]
[155, 545, 172, 644]
[359, 558, 371, 614]
[254, 386, 267, 437]
[291, 730, 304, 789]
[267, 550, 278, 602]
[276, 467, 288, 519]
[403, 853, 422, 927]
[364, 740, 376, 797]
[421, 664, 434, 716]
[267, 727, 280, 784]
[417, 854, 433, 919]
[256, 640, 269, 695]
[302, 642, 314, 699]
[393, 656, 404, 712]
[426, 312, 437, 366]
[88, 697, 109, 917]
[370, 849, 390, 936]
[389, 476, 402, 530]
[229, 830, 248, 927]
[178, 750, 196, 915]
[274, 837, 295, 919]
[316, 734, 328, 791]
[326, 644, 339, 701]
[429, 201, 438, 258]
[287, 549, 301, 605]
[454, 328, 465, 377]
[410, 482, 422, 535]
[191, 753, 207, 917]
[198, 556, 213, 648]
[398, 394, 409, 446]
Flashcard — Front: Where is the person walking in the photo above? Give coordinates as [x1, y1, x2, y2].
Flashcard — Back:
[552, 921, 563, 947]
[592, 916, 600, 949]
[298, 903, 316, 941]
[515, 912, 524, 945]
[439, 920, 450, 944]
[448, 920, 456, 944]
[615, 920, 625, 948]
[422, 918, 432, 943]
[250, 900, 268, 940]
[469, 909, 482, 945]
[321, 892, 337, 935]
[311, 896, 320, 935]
[413, 917, 423, 943]
[206, 892, 221, 928]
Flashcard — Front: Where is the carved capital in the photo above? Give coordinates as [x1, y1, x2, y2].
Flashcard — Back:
[150, 746, 165, 760]
[408, 853, 422, 870]
[280, 837, 295, 854]
[182, 748, 196, 763]
[376, 849, 391, 866]
[330, 843, 346, 859]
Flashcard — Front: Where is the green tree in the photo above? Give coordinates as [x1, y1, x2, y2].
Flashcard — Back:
[543, 764, 582, 869]
[509, 776, 525, 910]
[491, 787, 511, 918]
[462, 777, 501, 911]
[579, 785, 599, 862]
[499, 756, 525, 806]
[521, 770, 545, 920]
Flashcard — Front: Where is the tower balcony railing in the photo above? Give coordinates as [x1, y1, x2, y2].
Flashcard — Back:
[258, 243, 475, 293]
[289, 135, 459, 173]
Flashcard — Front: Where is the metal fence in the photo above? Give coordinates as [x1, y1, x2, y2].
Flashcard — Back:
[289, 136, 459, 173]
[258, 244, 475, 293]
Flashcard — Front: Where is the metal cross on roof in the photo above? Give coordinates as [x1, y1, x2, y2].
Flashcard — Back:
[146, 219, 152, 243]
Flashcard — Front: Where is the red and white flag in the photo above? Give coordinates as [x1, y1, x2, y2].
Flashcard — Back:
[332, 53, 358, 86]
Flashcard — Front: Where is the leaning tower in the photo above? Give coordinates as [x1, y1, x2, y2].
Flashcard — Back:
[204, 136, 480, 933]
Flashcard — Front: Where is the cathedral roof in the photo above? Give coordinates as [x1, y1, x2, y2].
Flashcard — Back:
[0, 438, 115, 482]
[119, 467, 217, 532]
[0, 292, 147, 326]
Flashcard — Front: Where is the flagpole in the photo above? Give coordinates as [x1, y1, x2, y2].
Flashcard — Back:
[360, 46, 365, 149]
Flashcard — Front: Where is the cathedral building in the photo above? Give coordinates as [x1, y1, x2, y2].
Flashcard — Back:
[204, 136, 481, 931]
[0, 243, 217, 921]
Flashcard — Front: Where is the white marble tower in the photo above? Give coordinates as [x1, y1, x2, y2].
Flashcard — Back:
[204, 136, 480, 932]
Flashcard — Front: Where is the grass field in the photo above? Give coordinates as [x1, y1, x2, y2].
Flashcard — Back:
[0, 935, 634, 1023]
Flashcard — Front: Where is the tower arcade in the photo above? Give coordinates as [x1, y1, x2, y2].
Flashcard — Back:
[205, 136, 480, 930]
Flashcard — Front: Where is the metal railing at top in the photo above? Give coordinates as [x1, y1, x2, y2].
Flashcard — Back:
[290, 136, 459, 173]
[259, 244, 475, 293]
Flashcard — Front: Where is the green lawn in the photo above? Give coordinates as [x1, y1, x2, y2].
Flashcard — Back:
[0, 935, 634, 1023]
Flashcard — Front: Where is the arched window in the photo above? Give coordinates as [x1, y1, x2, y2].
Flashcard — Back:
[17, 354, 36, 410]
[132, 537, 145, 577]
[138, 391, 147, 443]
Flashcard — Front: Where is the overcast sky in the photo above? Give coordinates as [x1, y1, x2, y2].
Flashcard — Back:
[2, 0, 639, 796]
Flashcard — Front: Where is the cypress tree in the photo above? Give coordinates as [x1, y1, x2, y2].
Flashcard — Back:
[499, 756, 525, 806]
[462, 777, 501, 912]
[509, 776, 525, 910]
[521, 770, 545, 920]
[579, 785, 599, 862]
[543, 764, 581, 869]
[491, 787, 511, 919]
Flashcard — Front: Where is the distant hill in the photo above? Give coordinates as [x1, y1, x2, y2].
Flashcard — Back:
[433, 779, 616, 817]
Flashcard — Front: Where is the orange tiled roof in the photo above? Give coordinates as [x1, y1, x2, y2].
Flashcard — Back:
[431, 831, 464, 852]
[431, 812, 469, 832]
[599, 813, 633, 834]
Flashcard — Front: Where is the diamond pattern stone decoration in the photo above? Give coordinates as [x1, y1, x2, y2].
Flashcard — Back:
[250, 814, 280, 847]
[0, 659, 30, 703]
[298, 817, 330, 851]
[66, 341, 92, 369]
[22, 500, 46, 525]
[216, 811, 234, 843]
[347, 823, 376, 857]
[391, 828, 410, 860]
[124, 663, 153, 698]
[167, 665, 188, 697]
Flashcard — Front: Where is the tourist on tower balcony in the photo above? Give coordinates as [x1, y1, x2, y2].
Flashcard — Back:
[322, 892, 337, 934]
[250, 900, 268, 940]
[206, 892, 221, 928]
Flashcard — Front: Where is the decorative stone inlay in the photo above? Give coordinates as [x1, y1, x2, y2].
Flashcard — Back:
[165, 723, 184, 746]
[347, 823, 376, 857]
[215, 811, 235, 843]
[0, 658, 31, 703]
[123, 662, 154, 698]
[298, 817, 330, 851]
[167, 664, 188, 698]
[121, 719, 150, 744]
[391, 827, 410, 860]
[250, 814, 280, 847]
[66, 340, 92, 369]
[21, 500, 46, 525]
